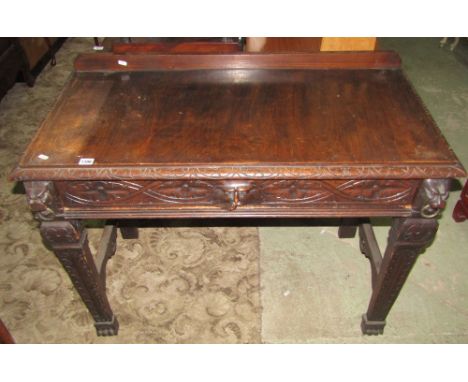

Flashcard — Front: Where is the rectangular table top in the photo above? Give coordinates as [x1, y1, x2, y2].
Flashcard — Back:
[11, 52, 466, 181]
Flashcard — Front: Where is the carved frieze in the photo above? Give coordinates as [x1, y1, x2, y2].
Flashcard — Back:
[244, 179, 418, 206]
[57, 180, 228, 206]
[55, 179, 419, 211]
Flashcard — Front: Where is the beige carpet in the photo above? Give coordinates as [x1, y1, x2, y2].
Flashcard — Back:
[0, 38, 261, 343]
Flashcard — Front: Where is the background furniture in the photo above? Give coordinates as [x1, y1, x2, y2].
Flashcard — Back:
[245, 37, 376, 52]
[453, 181, 468, 222]
[0, 38, 31, 101]
[99, 37, 374, 54]
[17, 38, 66, 84]
[96, 37, 244, 53]
[112, 39, 243, 54]
[0, 37, 65, 102]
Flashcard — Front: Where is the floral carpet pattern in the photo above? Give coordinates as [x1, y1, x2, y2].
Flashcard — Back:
[0, 38, 261, 343]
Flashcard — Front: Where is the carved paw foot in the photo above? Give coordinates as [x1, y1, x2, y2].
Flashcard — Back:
[95, 316, 119, 336]
[361, 314, 385, 335]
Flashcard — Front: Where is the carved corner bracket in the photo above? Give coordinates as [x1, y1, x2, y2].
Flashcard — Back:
[413, 179, 450, 218]
[24, 181, 61, 221]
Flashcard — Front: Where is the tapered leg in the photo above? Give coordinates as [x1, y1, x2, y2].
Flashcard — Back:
[361, 217, 438, 335]
[338, 218, 361, 238]
[40, 220, 119, 336]
[120, 226, 139, 239]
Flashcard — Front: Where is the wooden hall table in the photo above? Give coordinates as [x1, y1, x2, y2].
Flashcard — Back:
[10, 51, 466, 337]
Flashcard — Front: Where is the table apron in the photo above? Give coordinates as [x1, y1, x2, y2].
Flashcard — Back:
[46, 178, 421, 219]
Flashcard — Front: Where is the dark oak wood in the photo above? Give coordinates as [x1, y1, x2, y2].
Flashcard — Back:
[10, 51, 466, 336]
[338, 218, 361, 238]
[9, 53, 464, 182]
[74, 51, 402, 72]
[112, 42, 242, 54]
[39, 220, 118, 336]
[361, 217, 438, 335]
[119, 226, 139, 239]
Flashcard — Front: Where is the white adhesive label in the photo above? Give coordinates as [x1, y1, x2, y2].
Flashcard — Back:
[93, 46, 104, 51]
[78, 158, 95, 165]
[117, 60, 128, 66]
[38, 154, 49, 160]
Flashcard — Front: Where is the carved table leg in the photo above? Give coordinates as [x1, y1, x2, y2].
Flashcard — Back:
[40, 220, 119, 336]
[361, 217, 438, 335]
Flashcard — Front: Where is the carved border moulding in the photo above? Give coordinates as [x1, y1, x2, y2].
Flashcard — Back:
[413, 179, 451, 218]
[10, 163, 467, 181]
[24, 181, 61, 221]
[55, 179, 420, 209]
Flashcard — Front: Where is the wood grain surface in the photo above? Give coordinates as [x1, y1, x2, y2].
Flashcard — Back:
[10, 52, 465, 181]
[112, 42, 242, 54]
[74, 51, 401, 71]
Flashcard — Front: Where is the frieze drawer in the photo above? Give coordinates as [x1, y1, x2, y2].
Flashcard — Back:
[54, 179, 421, 216]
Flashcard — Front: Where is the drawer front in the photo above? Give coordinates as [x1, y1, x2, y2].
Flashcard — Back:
[55, 179, 420, 217]
[56, 180, 234, 209]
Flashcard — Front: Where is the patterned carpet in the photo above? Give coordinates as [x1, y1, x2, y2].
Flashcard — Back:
[0, 38, 262, 343]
